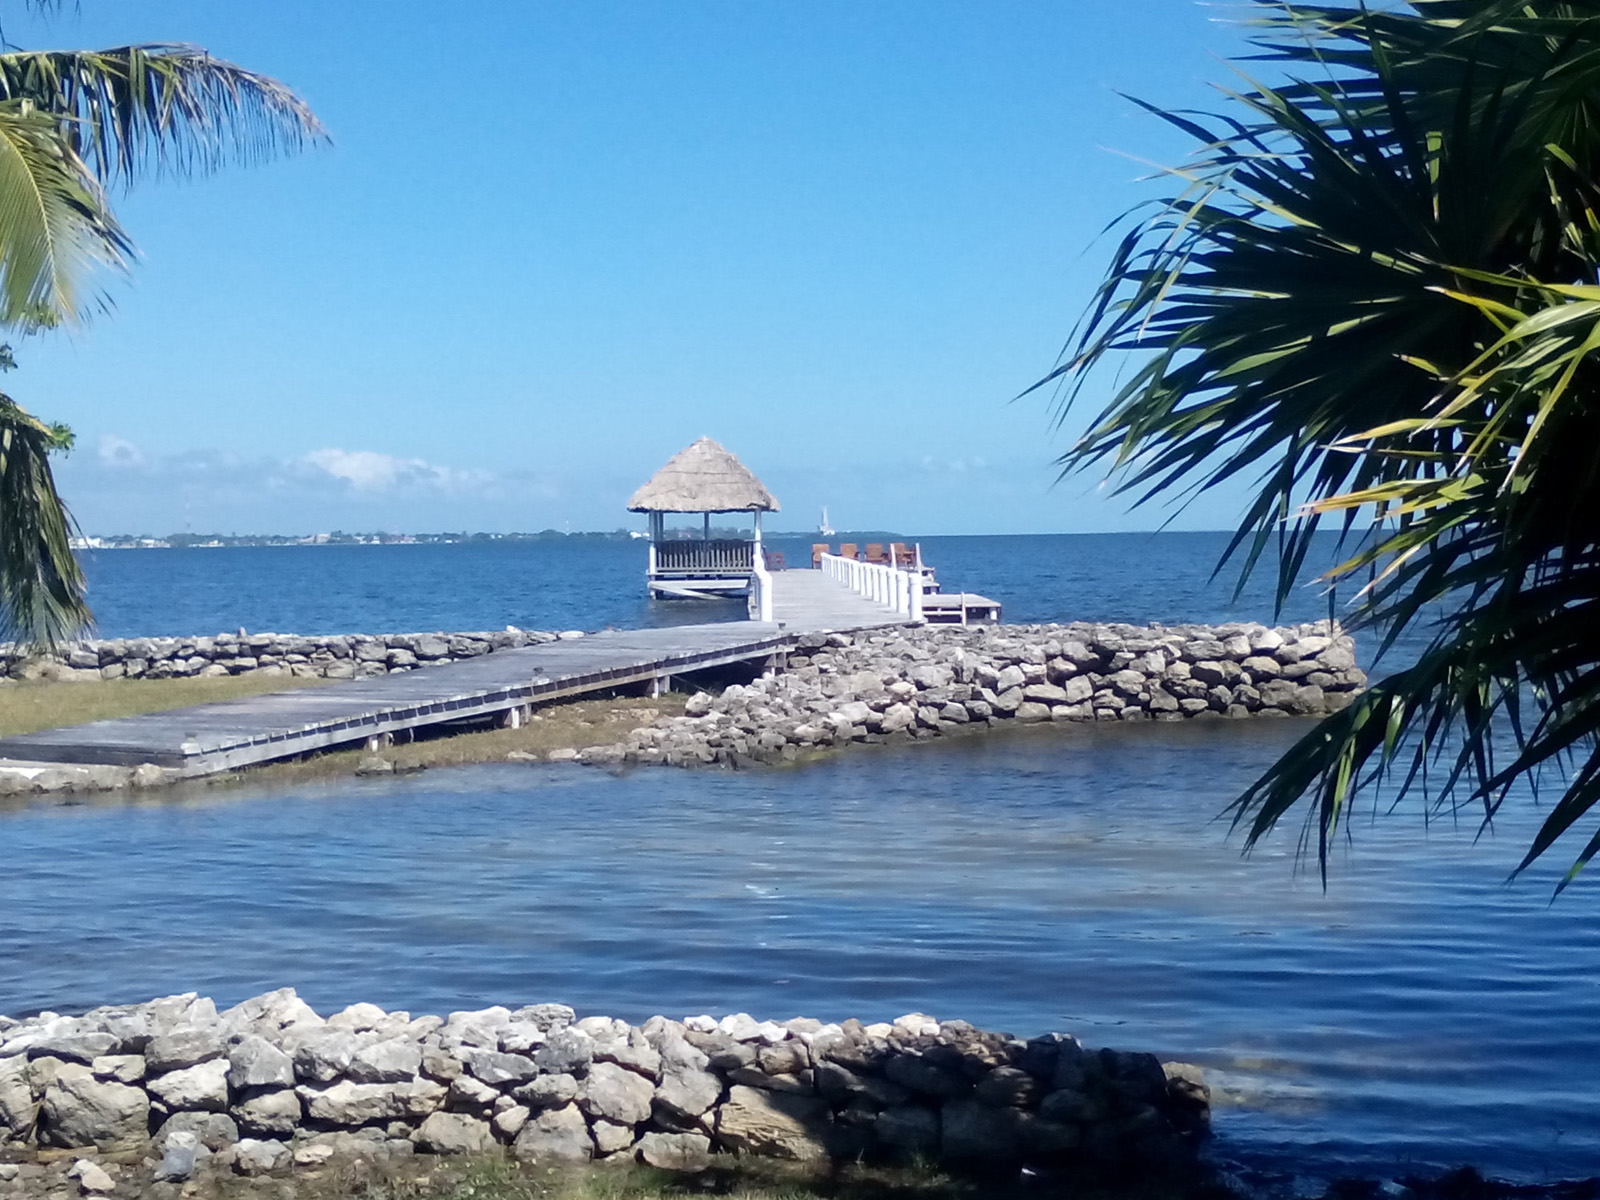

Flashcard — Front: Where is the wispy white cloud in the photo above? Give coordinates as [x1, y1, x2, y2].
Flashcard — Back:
[299, 448, 493, 493]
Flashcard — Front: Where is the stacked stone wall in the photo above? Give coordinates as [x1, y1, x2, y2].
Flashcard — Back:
[0, 629, 581, 686]
[0, 991, 1208, 1186]
[589, 619, 1365, 767]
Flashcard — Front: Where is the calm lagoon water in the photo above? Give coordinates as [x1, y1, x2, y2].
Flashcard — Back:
[5, 533, 1589, 1180]
[77, 531, 1359, 641]
[3, 726, 1595, 1180]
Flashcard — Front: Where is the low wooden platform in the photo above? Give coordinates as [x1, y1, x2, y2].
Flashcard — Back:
[921, 591, 1003, 625]
[0, 571, 911, 777]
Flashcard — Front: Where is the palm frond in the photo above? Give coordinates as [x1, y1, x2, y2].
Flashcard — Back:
[0, 98, 129, 325]
[0, 391, 87, 646]
[1045, 1, 1600, 884]
[0, 43, 327, 186]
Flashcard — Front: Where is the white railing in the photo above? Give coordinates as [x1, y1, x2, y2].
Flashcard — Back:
[820, 551, 924, 621]
[654, 539, 755, 573]
[749, 553, 774, 622]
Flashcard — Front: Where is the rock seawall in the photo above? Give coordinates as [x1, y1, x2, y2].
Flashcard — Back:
[0, 991, 1208, 1184]
[0, 628, 582, 685]
[583, 620, 1364, 767]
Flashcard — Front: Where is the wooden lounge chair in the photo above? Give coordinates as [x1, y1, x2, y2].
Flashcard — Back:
[865, 543, 888, 564]
[812, 543, 830, 568]
[838, 543, 859, 561]
[764, 550, 786, 571]
[891, 542, 916, 568]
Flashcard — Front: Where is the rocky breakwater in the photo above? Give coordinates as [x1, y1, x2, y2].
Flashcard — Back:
[0, 990, 1209, 1189]
[1, 628, 583, 685]
[591, 620, 1364, 767]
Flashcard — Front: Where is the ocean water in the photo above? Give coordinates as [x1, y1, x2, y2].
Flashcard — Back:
[7, 532, 1587, 1181]
[77, 530, 1370, 642]
[1, 727, 1593, 1181]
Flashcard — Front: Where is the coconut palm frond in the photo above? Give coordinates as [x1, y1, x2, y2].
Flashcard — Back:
[0, 98, 129, 326]
[1045, 1, 1600, 883]
[0, 392, 88, 646]
[0, 43, 327, 186]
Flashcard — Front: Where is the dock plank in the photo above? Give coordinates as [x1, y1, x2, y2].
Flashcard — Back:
[0, 571, 911, 775]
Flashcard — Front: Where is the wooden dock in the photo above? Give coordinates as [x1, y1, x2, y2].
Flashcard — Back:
[0, 570, 911, 777]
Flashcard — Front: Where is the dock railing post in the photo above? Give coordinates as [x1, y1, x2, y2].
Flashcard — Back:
[750, 553, 773, 623]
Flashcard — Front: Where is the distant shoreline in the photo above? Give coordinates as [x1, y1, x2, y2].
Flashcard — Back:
[71, 529, 1232, 550]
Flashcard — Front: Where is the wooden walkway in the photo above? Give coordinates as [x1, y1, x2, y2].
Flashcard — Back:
[0, 570, 909, 776]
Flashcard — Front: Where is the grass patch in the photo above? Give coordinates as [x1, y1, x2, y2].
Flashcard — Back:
[0, 674, 330, 738]
[209, 691, 687, 787]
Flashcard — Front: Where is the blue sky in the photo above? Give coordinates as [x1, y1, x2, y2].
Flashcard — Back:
[10, 2, 1262, 536]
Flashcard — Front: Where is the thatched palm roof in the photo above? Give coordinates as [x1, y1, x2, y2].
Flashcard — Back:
[628, 437, 780, 514]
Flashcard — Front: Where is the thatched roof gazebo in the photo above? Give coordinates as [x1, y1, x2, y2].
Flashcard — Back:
[628, 437, 780, 515]
[629, 438, 780, 601]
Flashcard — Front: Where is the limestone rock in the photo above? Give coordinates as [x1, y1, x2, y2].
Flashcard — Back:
[29, 1034, 117, 1064]
[511, 1072, 577, 1110]
[232, 1087, 300, 1136]
[463, 1049, 537, 1087]
[147, 1059, 230, 1112]
[636, 1130, 712, 1170]
[974, 1066, 1040, 1108]
[534, 1029, 593, 1076]
[715, 1085, 830, 1161]
[591, 1118, 635, 1155]
[297, 1078, 446, 1126]
[655, 1060, 721, 1120]
[227, 1035, 295, 1090]
[233, 1137, 291, 1176]
[884, 1053, 969, 1099]
[414, 1111, 494, 1154]
[448, 1074, 500, 1111]
[67, 1158, 115, 1193]
[579, 1060, 653, 1125]
[144, 1028, 223, 1075]
[292, 1029, 360, 1083]
[349, 1038, 423, 1084]
[940, 1098, 1026, 1164]
[219, 988, 323, 1038]
[155, 1110, 239, 1152]
[40, 1064, 149, 1148]
[89, 1056, 144, 1085]
[491, 1104, 530, 1140]
[510, 1102, 593, 1162]
[876, 1105, 939, 1153]
[0, 1056, 34, 1135]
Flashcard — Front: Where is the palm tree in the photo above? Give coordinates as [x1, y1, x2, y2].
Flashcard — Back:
[0, 7, 323, 644]
[1040, 1, 1600, 888]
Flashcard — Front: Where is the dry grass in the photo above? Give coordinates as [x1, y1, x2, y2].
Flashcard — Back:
[227, 691, 686, 786]
[0, 674, 331, 737]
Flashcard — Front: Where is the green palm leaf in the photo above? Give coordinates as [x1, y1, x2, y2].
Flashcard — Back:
[0, 16, 326, 645]
[0, 44, 326, 186]
[0, 98, 129, 326]
[0, 392, 87, 646]
[1043, 1, 1600, 887]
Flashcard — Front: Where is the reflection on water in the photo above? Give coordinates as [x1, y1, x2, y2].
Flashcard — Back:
[0, 720, 1595, 1180]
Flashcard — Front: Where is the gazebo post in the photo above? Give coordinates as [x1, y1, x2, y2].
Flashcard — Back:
[703, 513, 710, 542]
